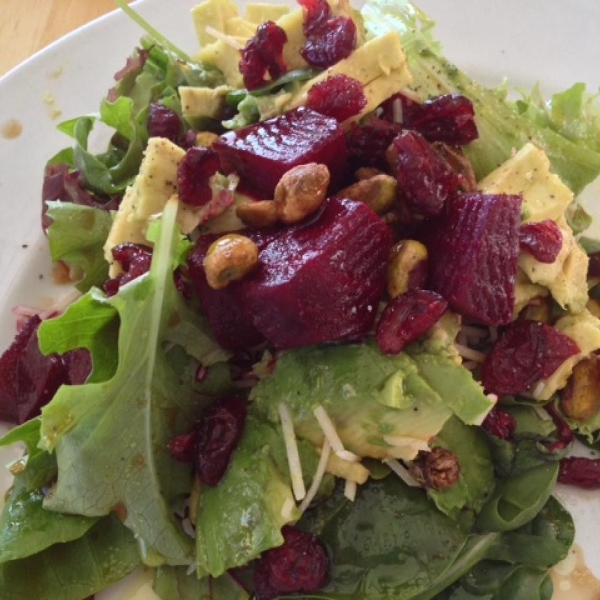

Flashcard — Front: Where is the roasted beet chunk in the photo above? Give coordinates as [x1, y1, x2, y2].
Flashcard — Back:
[376, 290, 447, 354]
[306, 74, 367, 122]
[177, 146, 220, 207]
[214, 108, 347, 198]
[299, 0, 357, 69]
[254, 525, 330, 600]
[481, 320, 580, 397]
[194, 396, 247, 486]
[240, 21, 288, 91]
[519, 220, 563, 263]
[242, 197, 393, 349]
[103, 243, 153, 297]
[388, 131, 462, 218]
[147, 104, 184, 144]
[0, 316, 65, 424]
[425, 193, 523, 326]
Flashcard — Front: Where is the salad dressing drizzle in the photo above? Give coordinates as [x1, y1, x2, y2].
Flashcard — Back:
[552, 545, 600, 600]
[1, 118, 22, 140]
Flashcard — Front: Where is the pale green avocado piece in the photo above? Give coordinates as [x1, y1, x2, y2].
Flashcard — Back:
[536, 310, 600, 401]
[191, 0, 239, 47]
[180, 84, 230, 124]
[478, 142, 573, 223]
[250, 341, 493, 462]
[244, 3, 291, 26]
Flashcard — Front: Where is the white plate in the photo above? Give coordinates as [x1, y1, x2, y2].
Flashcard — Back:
[0, 1, 599, 598]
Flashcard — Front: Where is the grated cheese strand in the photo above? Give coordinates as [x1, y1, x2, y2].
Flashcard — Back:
[336, 449, 361, 463]
[313, 405, 345, 453]
[204, 25, 244, 50]
[384, 458, 421, 487]
[454, 343, 487, 363]
[299, 440, 332, 513]
[344, 479, 358, 502]
[383, 435, 431, 452]
[279, 403, 306, 501]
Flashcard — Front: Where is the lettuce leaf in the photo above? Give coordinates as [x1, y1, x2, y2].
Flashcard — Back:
[37, 199, 223, 565]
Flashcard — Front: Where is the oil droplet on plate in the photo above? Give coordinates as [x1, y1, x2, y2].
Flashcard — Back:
[552, 545, 600, 600]
[1, 119, 22, 140]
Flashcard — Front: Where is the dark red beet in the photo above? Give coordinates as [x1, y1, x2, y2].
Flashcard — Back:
[214, 108, 347, 198]
[558, 457, 600, 489]
[242, 197, 393, 350]
[240, 21, 288, 91]
[103, 243, 153, 297]
[481, 320, 580, 397]
[347, 117, 403, 171]
[376, 290, 447, 354]
[0, 316, 67, 424]
[425, 193, 523, 326]
[147, 104, 184, 144]
[177, 146, 220, 207]
[519, 220, 563, 263]
[254, 525, 330, 600]
[389, 130, 462, 218]
[187, 235, 266, 352]
[194, 396, 247, 486]
[391, 94, 478, 145]
[299, 0, 357, 69]
[306, 74, 367, 122]
[482, 406, 516, 440]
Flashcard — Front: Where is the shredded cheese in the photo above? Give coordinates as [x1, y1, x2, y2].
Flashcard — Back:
[313, 405, 346, 455]
[392, 96, 403, 123]
[299, 440, 332, 513]
[344, 479, 358, 502]
[336, 449, 361, 463]
[279, 403, 306, 501]
[204, 25, 244, 50]
[384, 459, 421, 487]
[454, 343, 487, 363]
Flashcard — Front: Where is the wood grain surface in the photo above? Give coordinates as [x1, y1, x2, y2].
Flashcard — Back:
[0, 0, 131, 77]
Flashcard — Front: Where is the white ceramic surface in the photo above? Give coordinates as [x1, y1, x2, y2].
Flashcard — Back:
[0, 1, 599, 598]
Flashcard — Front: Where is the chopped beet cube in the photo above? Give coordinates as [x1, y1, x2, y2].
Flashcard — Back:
[425, 193, 522, 326]
[242, 197, 392, 349]
[214, 108, 347, 198]
[481, 320, 580, 396]
[0, 316, 67, 424]
[389, 130, 462, 218]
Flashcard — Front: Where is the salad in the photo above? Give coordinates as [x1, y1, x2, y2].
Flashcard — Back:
[1, 0, 600, 599]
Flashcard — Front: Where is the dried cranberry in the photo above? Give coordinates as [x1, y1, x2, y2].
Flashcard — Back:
[481, 320, 580, 397]
[240, 21, 288, 91]
[306, 74, 367, 122]
[147, 104, 183, 144]
[177, 146, 220, 207]
[376, 290, 447, 355]
[482, 406, 516, 440]
[254, 526, 330, 600]
[519, 220, 563, 263]
[299, 0, 357, 69]
[558, 456, 600, 489]
[194, 396, 247, 486]
[347, 117, 403, 171]
[103, 243, 153, 297]
[388, 130, 461, 218]
[544, 403, 574, 452]
[380, 93, 424, 125]
[169, 430, 197, 463]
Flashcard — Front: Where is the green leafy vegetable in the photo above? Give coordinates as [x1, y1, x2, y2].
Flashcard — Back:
[154, 566, 249, 600]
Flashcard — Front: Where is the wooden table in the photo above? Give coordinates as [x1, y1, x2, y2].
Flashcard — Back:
[1, 0, 131, 78]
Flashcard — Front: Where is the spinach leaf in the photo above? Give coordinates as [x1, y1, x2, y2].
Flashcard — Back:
[154, 567, 249, 600]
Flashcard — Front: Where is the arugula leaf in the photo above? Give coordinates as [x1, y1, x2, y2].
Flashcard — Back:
[45, 201, 113, 292]
[0, 516, 140, 600]
[38, 199, 219, 565]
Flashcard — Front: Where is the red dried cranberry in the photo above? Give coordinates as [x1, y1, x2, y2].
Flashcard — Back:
[178, 146, 220, 207]
[519, 220, 563, 263]
[147, 104, 183, 144]
[194, 396, 247, 486]
[376, 290, 447, 355]
[240, 21, 288, 91]
[299, 0, 357, 69]
[482, 406, 516, 440]
[389, 130, 461, 218]
[169, 430, 197, 463]
[481, 320, 580, 397]
[103, 243, 153, 297]
[558, 456, 600, 489]
[380, 93, 424, 126]
[254, 526, 330, 600]
[306, 74, 367, 122]
[544, 403, 574, 452]
[347, 117, 403, 171]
